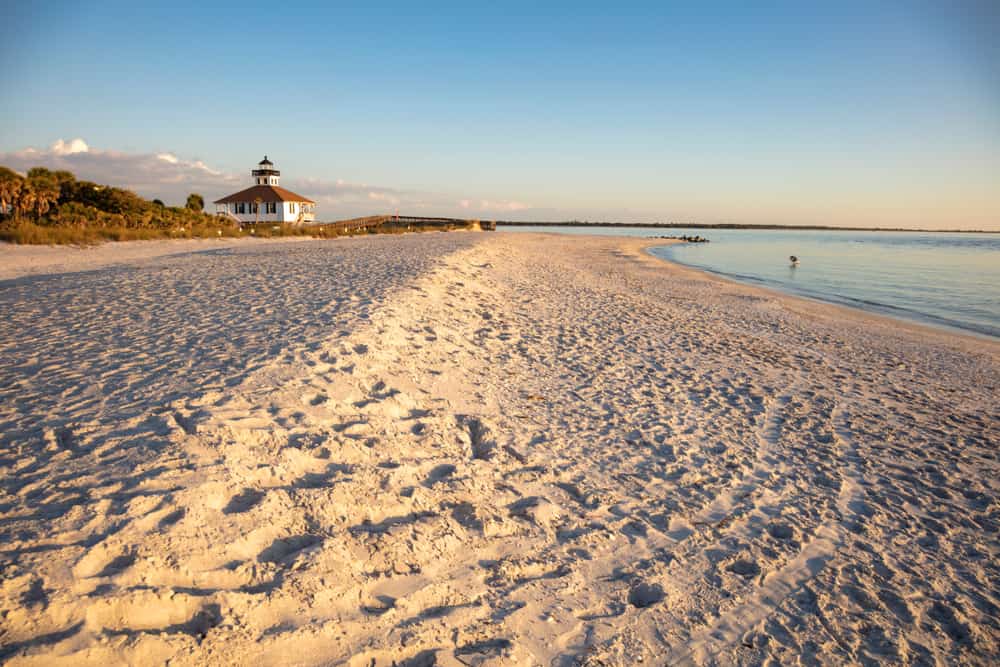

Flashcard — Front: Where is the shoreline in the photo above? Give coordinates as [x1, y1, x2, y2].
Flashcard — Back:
[541, 232, 998, 354]
[635, 238, 1000, 346]
[1, 232, 998, 665]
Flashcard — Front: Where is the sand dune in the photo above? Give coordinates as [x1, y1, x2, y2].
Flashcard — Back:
[1, 233, 997, 665]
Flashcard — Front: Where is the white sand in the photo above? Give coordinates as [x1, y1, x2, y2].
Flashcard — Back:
[1, 232, 997, 665]
[0, 236, 317, 281]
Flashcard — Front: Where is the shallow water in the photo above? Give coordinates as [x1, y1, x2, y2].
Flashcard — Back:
[501, 226, 1000, 338]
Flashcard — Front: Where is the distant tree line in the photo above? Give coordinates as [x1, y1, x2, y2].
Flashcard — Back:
[0, 165, 211, 230]
[495, 220, 991, 234]
[0, 166, 63, 221]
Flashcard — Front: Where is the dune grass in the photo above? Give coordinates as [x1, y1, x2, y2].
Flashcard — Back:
[0, 221, 339, 245]
[0, 219, 478, 245]
[0, 222, 240, 245]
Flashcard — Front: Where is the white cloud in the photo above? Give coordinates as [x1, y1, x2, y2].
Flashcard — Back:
[50, 138, 90, 155]
[192, 160, 221, 176]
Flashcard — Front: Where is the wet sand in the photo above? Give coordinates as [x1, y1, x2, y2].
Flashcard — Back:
[1, 232, 997, 665]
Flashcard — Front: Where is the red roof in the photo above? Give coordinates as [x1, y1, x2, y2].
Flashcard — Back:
[213, 184, 315, 204]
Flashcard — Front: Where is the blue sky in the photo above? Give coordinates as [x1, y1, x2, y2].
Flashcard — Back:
[2, 1, 998, 228]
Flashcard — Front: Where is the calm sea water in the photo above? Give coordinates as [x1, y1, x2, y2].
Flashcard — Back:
[501, 226, 1000, 339]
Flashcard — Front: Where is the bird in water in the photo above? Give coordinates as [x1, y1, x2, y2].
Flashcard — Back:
[789, 255, 800, 267]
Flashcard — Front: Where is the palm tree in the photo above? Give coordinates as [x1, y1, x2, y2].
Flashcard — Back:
[32, 181, 60, 220]
[0, 168, 23, 220]
[24, 174, 60, 222]
[17, 182, 37, 222]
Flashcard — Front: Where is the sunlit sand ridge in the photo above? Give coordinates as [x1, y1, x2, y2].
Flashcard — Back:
[1, 233, 997, 665]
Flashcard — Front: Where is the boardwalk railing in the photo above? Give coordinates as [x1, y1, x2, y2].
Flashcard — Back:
[315, 215, 495, 233]
[322, 215, 393, 233]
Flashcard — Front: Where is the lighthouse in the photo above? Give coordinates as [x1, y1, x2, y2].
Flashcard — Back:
[214, 156, 316, 224]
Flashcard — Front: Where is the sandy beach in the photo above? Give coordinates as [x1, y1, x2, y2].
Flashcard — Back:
[1, 232, 997, 666]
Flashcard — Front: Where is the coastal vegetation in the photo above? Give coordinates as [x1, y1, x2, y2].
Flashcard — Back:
[0, 166, 489, 244]
[0, 166, 250, 244]
[185, 193, 205, 212]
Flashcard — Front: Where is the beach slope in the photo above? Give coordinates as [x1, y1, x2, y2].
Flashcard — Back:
[1, 233, 997, 665]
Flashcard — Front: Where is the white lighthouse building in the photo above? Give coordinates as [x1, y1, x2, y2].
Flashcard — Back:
[214, 156, 316, 224]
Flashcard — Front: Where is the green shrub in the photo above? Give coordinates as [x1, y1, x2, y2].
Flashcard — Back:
[0, 221, 244, 245]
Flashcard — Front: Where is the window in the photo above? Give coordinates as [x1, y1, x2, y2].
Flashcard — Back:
[251, 203, 258, 213]
[237, 203, 246, 214]
[266, 202, 276, 214]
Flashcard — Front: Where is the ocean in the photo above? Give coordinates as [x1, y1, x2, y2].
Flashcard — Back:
[501, 226, 1000, 339]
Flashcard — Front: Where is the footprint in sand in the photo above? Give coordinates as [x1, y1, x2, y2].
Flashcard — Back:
[767, 523, 795, 540]
[628, 581, 666, 608]
[74, 543, 136, 579]
[726, 559, 761, 578]
[424, 463, 457, 486]
[257, 535, 322, 565]
[85, 590, 221, 637]
[157, 507, 185, 529]
[454, 638, 513, 663]
[222, 488, 266, 515]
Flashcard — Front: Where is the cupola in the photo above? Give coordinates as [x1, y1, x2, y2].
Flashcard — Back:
[251, 155, 281, 186]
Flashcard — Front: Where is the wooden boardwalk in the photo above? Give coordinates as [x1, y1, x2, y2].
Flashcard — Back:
[318, 215, 495, 234]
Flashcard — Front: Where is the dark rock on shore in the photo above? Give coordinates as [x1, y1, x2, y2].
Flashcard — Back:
[655, 235, 710, 243]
